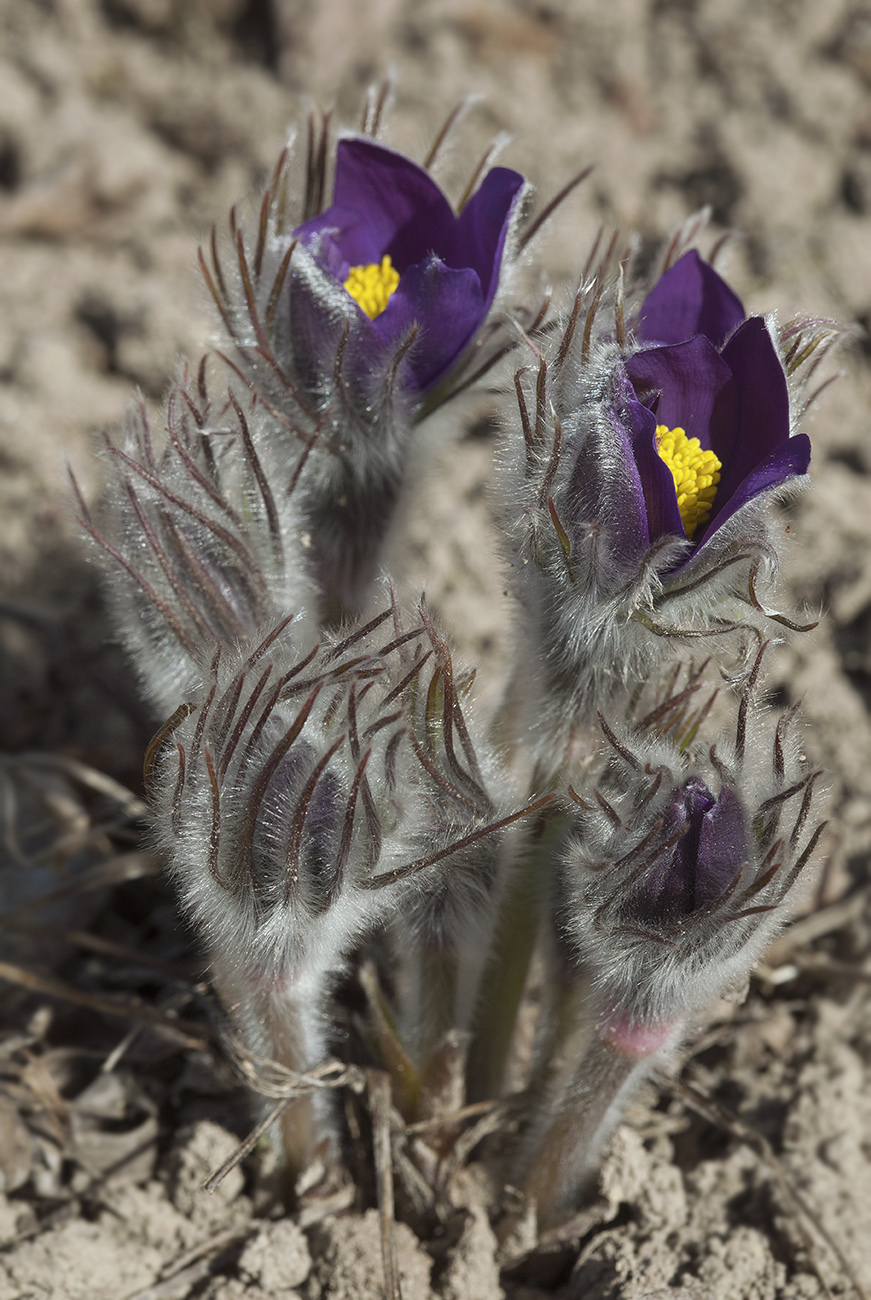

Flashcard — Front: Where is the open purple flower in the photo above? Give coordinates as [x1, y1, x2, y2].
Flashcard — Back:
[294, 138, 525, 392]
[587, 252, 810, 560]
[623, 323, 809, 551]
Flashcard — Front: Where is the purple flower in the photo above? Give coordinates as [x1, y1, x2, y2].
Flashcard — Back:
[294, 138, 525, 392]
[636, 249, 745, 350]
[632, 778, 747, 924]
[595, 252, 810, 558]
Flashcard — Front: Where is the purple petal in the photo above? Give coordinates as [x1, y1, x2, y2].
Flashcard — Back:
[634, 780, 715, 919]
[376, 257, 486, 392]
[634, 779, 746, 921]
[297, 139, 457, 270]
[294, 205, 380, 271]
[696, 434, 811, 546]
[626, 335, 736, 452]
[567, 388, 651, 574]
[712, 317, 791, 506]
[637, 250, 746, 348]
[625, 394, 686, 540]
[693, 785, 747, 910]
[454, 167, 525, 302]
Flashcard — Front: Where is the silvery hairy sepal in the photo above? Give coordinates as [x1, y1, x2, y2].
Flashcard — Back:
[202, 102, 528, 615]
[147, 602, 544, 1091]
[73, 362, 315, 717]
[499, 245, 816, 777]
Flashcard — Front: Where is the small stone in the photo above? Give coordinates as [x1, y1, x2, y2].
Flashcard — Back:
[238, 1219, 312, 1291]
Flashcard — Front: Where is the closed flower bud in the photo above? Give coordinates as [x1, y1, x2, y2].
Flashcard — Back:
[147, 603, 546, 1139]
[523, 655, 826, 1224]
[74, 366, 315, 716]
[563, 655, 826, 1034]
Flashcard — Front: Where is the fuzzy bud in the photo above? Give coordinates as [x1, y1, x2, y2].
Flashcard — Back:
[522, 655, 826, 1224]
[75, 365, 315, 716]
[562, 654, 827, 1034]
[147, 603, 543, 1075]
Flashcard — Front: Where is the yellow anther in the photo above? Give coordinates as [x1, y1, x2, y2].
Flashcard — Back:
[343, 254, 400, 319]
[655, 424, 722, 539]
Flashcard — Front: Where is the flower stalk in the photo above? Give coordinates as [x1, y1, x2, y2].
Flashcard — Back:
[523, 1018, 681, 1227]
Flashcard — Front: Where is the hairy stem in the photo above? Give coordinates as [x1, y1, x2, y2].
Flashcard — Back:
[522, 1018, 683, 1227]
[212, 961, 334, 1200]
[406, 939, 460, 1076]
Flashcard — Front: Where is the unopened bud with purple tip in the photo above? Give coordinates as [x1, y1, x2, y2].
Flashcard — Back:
[147, 603, 546, 1173]
[522, 658, 826, 1223]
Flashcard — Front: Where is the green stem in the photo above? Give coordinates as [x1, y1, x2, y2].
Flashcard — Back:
[411, 940, 459, 1067]
[465, 813, 568, 1102]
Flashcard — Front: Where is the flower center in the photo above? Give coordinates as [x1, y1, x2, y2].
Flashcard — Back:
[343, 255, 400, 319]
[655, 424, 722, 539]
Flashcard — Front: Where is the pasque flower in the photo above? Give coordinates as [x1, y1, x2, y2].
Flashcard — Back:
[621, 249, 811, 552]
[554, 249, 811, 589]
[294, 138, 525, 393]
[78, 76, 837, 1224]
[499, 247, 816, 771]
[199, 118, 527, 617]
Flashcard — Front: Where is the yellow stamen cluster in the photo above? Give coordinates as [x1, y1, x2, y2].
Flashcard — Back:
[655, 424, 722, 539]
[343, 255, 400, 319]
